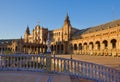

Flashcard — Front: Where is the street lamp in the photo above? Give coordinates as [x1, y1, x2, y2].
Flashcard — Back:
[46, 31, 51, 72]
[70, 53, 72, 59]
[20, 36, 22, 54]
[46, 31, 51, 54]
[70, 44, 73, 59]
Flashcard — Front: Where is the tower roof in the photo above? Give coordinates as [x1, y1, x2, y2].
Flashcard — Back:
[25, 26, 30, 35]
[64, 13, 71, 26]
[65, 13, 69, 22]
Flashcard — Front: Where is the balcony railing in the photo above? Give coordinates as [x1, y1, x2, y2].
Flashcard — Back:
[0, 54, 119, 82]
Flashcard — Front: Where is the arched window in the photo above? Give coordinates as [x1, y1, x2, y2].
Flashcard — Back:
[96, 41, 100, 50]
[54, 45, 56, 50]
[83, 42, 87, 50]
[74, 44, 77, 50]
[61, 44, 63, 50]
[89, 42, 94, 50]
[79, 43, 82, 50]
[51, 45, 53, 51]
[15, 46, 17, 51]
[103, 40, 108, 49]
[111, 39, 117, 49]
[57, 45, 60, 50]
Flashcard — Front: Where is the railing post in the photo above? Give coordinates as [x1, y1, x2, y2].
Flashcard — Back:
[53, 56, 55, 72]
[74, 60, 76, 75]
[64, 59, 66, 73]
[33, 56, 35, 69]
[46, 54, 51, 72]
[57, 59, 59, 71]
[29, 56, 31, 69]
[26, 55, 28, 69]
[71, 59, 73, 74]
[60, 59, 62, 72]
[67, 59, 69, 73]
[36, 56, 38, 70]
[77, 61, 80, 77]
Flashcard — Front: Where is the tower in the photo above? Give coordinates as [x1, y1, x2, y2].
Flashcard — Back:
[62, 13, 72, 54]
[63, 13, 72, 41]
[24, 25, 30, 43]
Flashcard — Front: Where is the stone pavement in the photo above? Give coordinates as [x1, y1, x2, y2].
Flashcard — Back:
[0, 71, 96, 82]
[0, 71, 71, 82]
[56, 54, 120, 70]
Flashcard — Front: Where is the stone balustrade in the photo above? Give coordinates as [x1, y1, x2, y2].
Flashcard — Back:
[0, 54, 119, 82]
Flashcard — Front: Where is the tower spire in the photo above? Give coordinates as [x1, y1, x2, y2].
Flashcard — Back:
[25, 25, 30, 35]
[64, 12, 71, 26]
[65, 12, 69, 20]
[66, 12, 68, 17]
[37, 20, 40, 25]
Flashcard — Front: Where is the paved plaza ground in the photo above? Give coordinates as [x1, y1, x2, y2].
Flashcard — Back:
[0, 71, 71, 82]
[0, 71, 94, 82]
[56, 54, 120, 70]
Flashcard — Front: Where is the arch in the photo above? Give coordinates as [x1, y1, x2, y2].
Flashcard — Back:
[79, 43, 82, 50]
[103, 40, 108, 49]
[51, 45, 54, 51]
[89, 42, 94, 50]
[96, 41, 100, 50]
[61, 44, 63, 50]
[56, 45, 60, 53]
[2, 48, 5, 51]
[15, 46, 17, 51]
[8, 48, 11, 51]
[111, 39, 117, 49]
[57, 45, 60, 50]
[83, 42, 87, 45]
[54, 45, 56, 50]
[69, 43, 73, 49]
[83, 42, 87, 50]
[74, 44, 77, 50]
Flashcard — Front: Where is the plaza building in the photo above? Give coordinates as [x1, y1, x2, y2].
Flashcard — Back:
[0, 39, 12, 54]
[0, 39, 23, 54]
[50, 14, 120, 57]
[23, 25, 48, 54]
[69, 19, 120, 57]
[0, 14, 120, 56]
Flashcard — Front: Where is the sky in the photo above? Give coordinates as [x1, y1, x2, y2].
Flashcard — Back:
[0, 0, 120, 39]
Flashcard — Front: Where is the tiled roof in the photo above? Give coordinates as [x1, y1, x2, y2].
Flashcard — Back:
[72, 19, 120, 39]
[0, 39, 20, 45]
[83, 19, 120, 34]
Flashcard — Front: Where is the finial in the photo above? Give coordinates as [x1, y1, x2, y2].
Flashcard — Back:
[66, 11, 69, 18]
[26, 25, 30, 34]
[65, 11, 69, 20]
[37, 20, 40, 25]
[66, 11, 68, 16]
[20, 36, 22, 39]
[27, 25, 29, 27]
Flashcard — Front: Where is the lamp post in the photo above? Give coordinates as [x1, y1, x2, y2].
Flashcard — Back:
[70, 44, 73, 59]
[70, 53, 72, 59]
[1, 48, 3, 54]
[20, 36, 22, 54]
[46, 32, 51, 54]
[46, 31, 51, 72]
